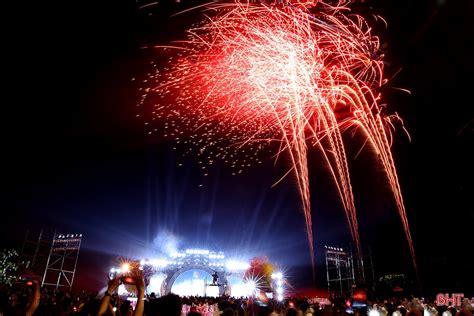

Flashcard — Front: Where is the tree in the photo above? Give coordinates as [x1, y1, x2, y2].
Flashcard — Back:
[0, 248, 21, 286]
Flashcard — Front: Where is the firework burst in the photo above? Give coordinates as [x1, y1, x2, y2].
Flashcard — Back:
[138, 0, 416, 275]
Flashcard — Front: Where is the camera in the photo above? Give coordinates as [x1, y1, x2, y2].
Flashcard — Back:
[112, 261, 141, 285]
[123, 261, 141, 285]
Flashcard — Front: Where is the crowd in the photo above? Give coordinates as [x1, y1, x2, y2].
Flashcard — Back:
[0, 273, 472, 316]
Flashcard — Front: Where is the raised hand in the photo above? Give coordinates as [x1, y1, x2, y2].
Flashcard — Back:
[107, 275, 121, 295]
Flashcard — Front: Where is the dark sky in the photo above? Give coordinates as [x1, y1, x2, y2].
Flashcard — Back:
[3, 0, 473, 295]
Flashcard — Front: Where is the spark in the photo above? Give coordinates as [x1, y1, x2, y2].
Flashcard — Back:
[139, 0, 416, 276]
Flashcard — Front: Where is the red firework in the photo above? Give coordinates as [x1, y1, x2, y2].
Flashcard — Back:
[139, 0, 416, 276]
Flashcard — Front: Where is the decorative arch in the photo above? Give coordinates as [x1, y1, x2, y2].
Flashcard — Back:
[161, 264, 227, 296]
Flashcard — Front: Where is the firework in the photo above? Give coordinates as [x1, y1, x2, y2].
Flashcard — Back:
[139, 0, 416, 274]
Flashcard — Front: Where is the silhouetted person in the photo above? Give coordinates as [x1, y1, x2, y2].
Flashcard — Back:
[287, 308, 298, 316]
[212, 272, 219, 285]
[188, 305, 202, 316]
[157, 293, 182, 316]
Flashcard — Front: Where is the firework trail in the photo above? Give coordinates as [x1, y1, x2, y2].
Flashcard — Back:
[139, 0, 416, 274]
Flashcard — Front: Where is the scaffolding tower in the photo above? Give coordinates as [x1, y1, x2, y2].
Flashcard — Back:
[42, 233, 82, 289]
[325, 245, 376, 296]
[325, 245, 356, 295]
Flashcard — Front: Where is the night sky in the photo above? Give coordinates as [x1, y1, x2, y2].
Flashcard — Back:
[3, 0, 473, 295]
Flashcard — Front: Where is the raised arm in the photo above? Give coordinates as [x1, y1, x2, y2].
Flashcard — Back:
[97, 276, 121, 316]
[25, 280, 41, 316]
[133, 270, 145, 316]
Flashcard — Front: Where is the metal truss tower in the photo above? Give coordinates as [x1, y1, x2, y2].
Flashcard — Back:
[325, 245, 356, 295]
[325, 245, 376, 296]
[42, 233, 82, 289]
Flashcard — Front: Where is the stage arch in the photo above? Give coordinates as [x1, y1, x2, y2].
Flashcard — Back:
[161, 264, 227, 297]
[109, 248, 283, 298]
